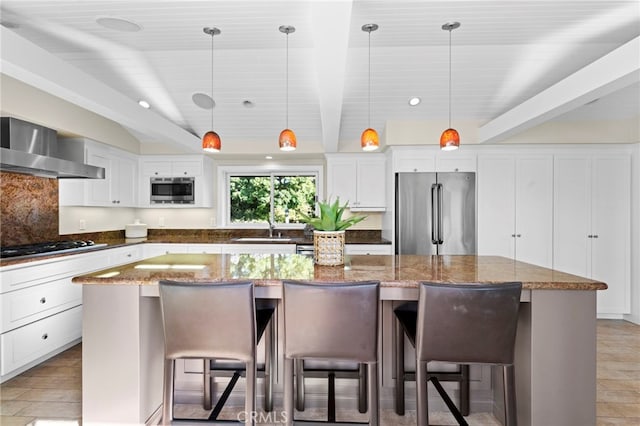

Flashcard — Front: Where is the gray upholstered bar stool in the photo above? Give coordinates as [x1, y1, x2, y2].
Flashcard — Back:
[413, 282, 522, 426]
[282, 280, 380, 426]
[159, 280, 257, 425]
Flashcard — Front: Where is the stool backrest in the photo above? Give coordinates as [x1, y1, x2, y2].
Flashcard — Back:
[416, 282, 522, 365]
[283, 280, 379, 362]
[159, 280, 256, 362]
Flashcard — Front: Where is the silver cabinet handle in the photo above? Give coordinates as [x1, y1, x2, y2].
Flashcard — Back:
[42, 333, 48, 340]
[40, 297, 46, 304]
[516, 234, 522, 238]
[593, 235, 598, 238]
[588, 235, 593, 238]
[430, 184, 438, 244]
[437, 183, 443, 244]
[127, 253, 132, 257]
[511, 234, 516, 238]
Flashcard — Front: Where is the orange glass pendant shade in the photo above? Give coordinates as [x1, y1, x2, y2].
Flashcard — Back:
[439, 128, 460, 151]
[279, 128, 297, 151]
[361, 128, 379, 151]
[202, 130, 221, 152]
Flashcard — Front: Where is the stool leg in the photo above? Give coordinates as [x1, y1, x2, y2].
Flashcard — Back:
[245, 360, 256, 426]
[395, 316, 406, 415]
[264, 317, 275, 412]
[503, 365, 518, 426]
[460, 364, 470, 416]
[284, 357, 294, 426]
[416, 360, 429, 426]
[359, 363, 368, 413]
[368, 362, 379, 426]
[203, 358, 212, 411]
[295, 359, 305, 411]
[162, 359, 174, 425]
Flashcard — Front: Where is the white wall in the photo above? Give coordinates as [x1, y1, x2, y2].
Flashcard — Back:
[626, 143, 640, 324]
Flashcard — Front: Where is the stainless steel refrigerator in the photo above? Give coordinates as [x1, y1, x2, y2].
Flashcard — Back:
[395, 172, 476, 255]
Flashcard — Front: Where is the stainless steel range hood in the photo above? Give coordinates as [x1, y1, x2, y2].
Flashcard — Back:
[0, 117, 105, 179]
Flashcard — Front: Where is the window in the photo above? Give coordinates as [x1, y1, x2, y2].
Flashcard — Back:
[221, 166, 321, 227]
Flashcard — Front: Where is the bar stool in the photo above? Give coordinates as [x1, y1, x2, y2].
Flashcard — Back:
[282, 280, 380, 426]
[412, 281, 522, 426]
[204, 299, 276, 415]
[394, 302, 470, 416]
[159, 280, 257, 425]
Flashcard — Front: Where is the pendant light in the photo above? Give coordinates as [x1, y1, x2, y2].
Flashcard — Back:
[440, 22, 460, 151]
[361, 23, 379, 152]
[279, 25, 296, 151]
[202, 27, 221, 152]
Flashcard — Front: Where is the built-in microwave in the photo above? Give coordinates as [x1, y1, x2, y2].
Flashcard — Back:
[150, 177, 195, 204]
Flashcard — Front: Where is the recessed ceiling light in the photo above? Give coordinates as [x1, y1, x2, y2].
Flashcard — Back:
[96, 16, 142, 32]
[243, 100, 255, 108]
[409, 97, 421, 106]
[265, 156, 273, 160]
[192, 93, 214, 109]
[138, 100, 150, 109]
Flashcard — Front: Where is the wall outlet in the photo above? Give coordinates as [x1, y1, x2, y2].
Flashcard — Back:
[159, 217, 165, 227]
[79, 219, 86, 230]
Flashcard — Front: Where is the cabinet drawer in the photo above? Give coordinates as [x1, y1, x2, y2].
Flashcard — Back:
[345, 244, 392, 255]
[109, 246, 143, 266]
[172, 161, 202, 176]
[2, 278, 81, 333]
[1, 306, 82, 376]
[142, 161, 172, 176]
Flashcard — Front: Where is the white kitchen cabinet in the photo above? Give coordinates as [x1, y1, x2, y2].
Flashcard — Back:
[392, 148, 436, 173]
[142, 243, 190, 258]
[477, 154, 553, 268]
[326, 154, 386, 211]
[186, 244, 224, 254]
[59, 140, 138, 207]
[220, 244, 296, 254]
[554, 154, 631, 315]
[138, 155, 214, 208]
[0, 249, 111, 381]
[345, 244, 392, 255]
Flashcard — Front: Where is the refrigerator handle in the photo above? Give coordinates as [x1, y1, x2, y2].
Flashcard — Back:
[430, 184, 438, 244]
[437, 183, 444, 244]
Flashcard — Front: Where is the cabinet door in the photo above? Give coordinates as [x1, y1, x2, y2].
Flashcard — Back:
[591, 156, 630, 314]
[113, 154, 137, 206]
[477, 156, 515, 258]
[355, 158, 386, 210]
[326, 161, 356, 204]
[553, 156, 591, 277]
[85, 149, 112, 206]
[514, 156, 553, 268]
[141, 161, 172, 177]
[393, 149, 436, 173]
[172, 160, 202, 177]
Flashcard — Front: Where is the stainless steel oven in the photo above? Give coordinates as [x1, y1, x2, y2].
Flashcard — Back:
[150, 177, 195, 204]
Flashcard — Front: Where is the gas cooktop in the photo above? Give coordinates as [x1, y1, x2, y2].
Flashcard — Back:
[0, 240, 107, 260]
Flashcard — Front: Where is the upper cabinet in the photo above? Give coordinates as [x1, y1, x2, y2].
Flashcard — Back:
[59, 139, 138, 207]
[138, 155, 214, 208]
[477, 153, 553, 268]
[391, 147, 476, 173]
[326, 154, 386, 211]
[554, 152, 631, 315]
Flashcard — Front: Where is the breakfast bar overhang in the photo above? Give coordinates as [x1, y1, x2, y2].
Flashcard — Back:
[74, 254, 606, 426]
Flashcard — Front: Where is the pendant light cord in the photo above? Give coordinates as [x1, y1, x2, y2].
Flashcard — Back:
[448, 29, 452, 129]
[210, 32, 214, 130]
[368, 29, 372, 128]
[286, 32, 289, 129]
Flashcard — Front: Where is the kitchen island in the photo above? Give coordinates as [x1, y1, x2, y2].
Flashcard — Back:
[74, 253, 606, 426]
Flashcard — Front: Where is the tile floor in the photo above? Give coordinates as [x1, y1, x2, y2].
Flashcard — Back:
[1, 320, 638, 425]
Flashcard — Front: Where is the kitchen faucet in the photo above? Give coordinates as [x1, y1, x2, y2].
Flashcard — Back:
[267, 219, 276, 238]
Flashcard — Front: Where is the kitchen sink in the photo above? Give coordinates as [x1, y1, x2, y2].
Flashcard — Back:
[233, 237, 293, 242]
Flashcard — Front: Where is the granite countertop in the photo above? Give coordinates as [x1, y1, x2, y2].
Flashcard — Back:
[72, 253, 607, 291]
[0, 232, 391, 267]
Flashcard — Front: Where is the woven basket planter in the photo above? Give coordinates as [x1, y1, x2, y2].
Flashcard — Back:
[313, 230, 345, 266]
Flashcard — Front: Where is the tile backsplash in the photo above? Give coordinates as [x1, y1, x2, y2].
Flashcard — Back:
[0, 172, 59, 246]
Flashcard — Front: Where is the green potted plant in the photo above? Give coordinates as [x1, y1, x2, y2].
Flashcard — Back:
[300, 198, 367, 266]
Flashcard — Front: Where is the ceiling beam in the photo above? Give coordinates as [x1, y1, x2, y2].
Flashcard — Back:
[479, 36, 640, 144]
[0, 27, 202, 153]
[310, 0, 353, 153]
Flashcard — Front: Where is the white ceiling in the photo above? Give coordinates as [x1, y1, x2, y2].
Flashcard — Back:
[1, 0, 639, 155]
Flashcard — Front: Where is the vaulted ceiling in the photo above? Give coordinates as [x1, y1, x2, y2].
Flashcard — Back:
[1, 0, 638, 156]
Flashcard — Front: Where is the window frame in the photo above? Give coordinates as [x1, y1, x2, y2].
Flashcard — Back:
[218, 164, 323, 229]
